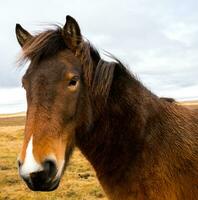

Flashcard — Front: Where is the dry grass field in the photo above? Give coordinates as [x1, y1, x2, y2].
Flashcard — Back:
[0, 100, 198, 200]
[0, 114, 106, 200]
[178, 100, 198, 110]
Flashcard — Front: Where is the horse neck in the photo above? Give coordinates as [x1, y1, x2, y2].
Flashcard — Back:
[75, 62, 198, 199]
[75, 63, 159, 182]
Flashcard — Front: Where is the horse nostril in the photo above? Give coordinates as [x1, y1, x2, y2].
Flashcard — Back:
[43, 159, 57, 179]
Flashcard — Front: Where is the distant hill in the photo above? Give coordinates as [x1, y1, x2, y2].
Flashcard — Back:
[179, 100, 198, 110]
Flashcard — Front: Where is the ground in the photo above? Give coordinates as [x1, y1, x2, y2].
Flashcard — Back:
[0, 101, 197, 200]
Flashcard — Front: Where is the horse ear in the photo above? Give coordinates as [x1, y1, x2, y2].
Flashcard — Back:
[63, 15, 82, 51]
[15, 24, 32, 47]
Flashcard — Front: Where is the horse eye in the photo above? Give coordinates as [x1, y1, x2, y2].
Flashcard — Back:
[68, 77, 79, 87]
[69, 80, 77, 86]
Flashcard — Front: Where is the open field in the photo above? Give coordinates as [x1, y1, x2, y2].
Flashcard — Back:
[179, 100, 198, 110]
[0, 115, 106, 200]
[0, 101, 198, 200]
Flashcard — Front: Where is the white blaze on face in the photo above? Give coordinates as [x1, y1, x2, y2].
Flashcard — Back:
[20, 136, 43, 177]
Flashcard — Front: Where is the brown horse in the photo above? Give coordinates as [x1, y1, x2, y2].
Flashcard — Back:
[15, 16, 198, 200]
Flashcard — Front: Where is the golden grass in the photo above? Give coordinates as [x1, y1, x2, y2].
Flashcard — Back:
[179, 100, 198, 110]
[0, 115, 106, 200]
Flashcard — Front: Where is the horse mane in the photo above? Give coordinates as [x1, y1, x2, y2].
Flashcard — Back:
[19, 26, 134, 104]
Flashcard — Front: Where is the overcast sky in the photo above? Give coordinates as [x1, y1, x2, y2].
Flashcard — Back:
[0, 0, 198, 113]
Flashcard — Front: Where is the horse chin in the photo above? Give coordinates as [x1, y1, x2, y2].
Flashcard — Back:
[26, 177, 60, 192]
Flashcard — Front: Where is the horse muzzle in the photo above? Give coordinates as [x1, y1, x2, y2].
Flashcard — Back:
[18, 159, 60, 191]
